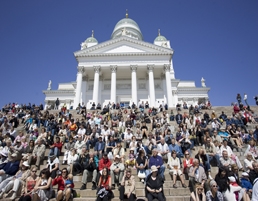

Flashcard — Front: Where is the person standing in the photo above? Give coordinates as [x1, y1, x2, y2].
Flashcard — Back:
[55, 98, 60, 110]
[236, 94, 242, 105]
[244, 93, 249, 106]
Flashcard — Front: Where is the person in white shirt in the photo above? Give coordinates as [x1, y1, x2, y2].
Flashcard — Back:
[102, 125, 110, 142]
[244, 152, 255, 173]
[168, 150, 187, 188]
[74, 135, 86, 155]
[244, 93, 248, 106]
[220, 139, 243, 170]
[157, 138, 169, 161]
[9, 127, 17, 139]
[211, 119, 221, 131]
[123, 128, 133, 151]
[77, 124, 86, 136]
[252, 178, 258, 201]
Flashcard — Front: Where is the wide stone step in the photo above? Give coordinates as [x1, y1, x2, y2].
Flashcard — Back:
[77, 187, 190, 197]
[71, 180, 190, 189]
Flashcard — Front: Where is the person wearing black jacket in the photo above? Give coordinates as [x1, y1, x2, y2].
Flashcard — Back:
[249, 161, 258, 185]
[145, 165, 166, 201]
[72, 148, 88, 175]
[80, 152, 98, 190]
[215, 167, 229, 193]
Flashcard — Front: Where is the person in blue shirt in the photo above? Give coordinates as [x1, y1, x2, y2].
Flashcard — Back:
[169, 138, 183, 163]
[148, 149, 165, 179]
[240, 172, 253, 199]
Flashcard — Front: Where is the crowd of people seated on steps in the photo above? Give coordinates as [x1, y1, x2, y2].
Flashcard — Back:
[0, 98, 258, 201]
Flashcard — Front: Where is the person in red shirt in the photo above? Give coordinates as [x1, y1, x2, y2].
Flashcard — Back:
[53, 168, 74, 201]
[49, 136, 63, 157]
[182, 150, 194, 179]
[98, 152, 112, 172]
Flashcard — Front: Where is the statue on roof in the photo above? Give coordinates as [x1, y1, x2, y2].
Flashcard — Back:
[47, 80, 52, 90]
[80, 42, 87, 50]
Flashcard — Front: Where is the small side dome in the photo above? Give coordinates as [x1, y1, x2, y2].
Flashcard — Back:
[81, 30, 98, 50]
[154, 29, 167, 42]
[85, 30, 98, 43]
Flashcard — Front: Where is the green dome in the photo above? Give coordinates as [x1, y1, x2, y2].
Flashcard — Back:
[85, 36, 98, 43]
[154, 35, 167, 42]
[111, 17, 143, 40]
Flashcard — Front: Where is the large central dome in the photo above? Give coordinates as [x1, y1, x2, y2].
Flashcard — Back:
[111, 12, 143, 41]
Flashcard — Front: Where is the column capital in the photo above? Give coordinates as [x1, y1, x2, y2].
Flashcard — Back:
[130, 65, 138, 72]
[77, 66, 85, 73]
[93, 66, 101, 73]
[147, 64, 155, 72]
[110, 65, 117, 73]
[164, 64, 170, 72]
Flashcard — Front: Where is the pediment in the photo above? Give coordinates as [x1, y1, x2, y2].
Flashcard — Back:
[74, 36, 173, 57]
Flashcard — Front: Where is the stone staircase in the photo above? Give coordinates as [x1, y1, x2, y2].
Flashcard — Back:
[2, 105, 258, 201]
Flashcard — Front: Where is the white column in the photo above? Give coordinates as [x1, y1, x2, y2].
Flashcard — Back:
[130, 65, 138, 105]
[92, 66, 101, 104]
[147, 65, 156, 107]
[110, 65, 117, 103]
[164, 64, 173, 108]
[74, 66, 84, 108]
[81, 76, 87, 105]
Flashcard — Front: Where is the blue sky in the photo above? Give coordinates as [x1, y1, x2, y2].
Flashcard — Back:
[0, 0, 257, 107]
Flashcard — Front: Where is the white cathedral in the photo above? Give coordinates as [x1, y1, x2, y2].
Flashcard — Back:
[43, 12, 210, 110]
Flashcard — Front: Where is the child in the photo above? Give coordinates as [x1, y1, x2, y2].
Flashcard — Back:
[63, 174, 74, 197]
[125, 148, 136, 168]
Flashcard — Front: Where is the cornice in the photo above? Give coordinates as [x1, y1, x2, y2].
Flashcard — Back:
[43, 90, 75, 94]
[177, 87, 211, 91]
[75, 52, 172, 58]
[74, 36, 173, 57]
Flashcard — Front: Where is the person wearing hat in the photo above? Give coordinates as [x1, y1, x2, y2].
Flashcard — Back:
[205, 180, 223, 201]
[241, 172, 253, 199]
[47, 152, 59, 178]
[0, 150, 8, 169]
[110, 155, 125, 190]
[0, 153, 19, 183]
[145, 165, 166, 201]
[94, 136, 105, 158]
[0, 161, 31, 199]
[224, 176, 247, 201]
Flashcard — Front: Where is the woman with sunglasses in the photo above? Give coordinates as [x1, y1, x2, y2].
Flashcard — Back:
[205, 180, 223, 201]
[18, 166, 38, 201]
[52, 168, 74, 201]
[182, 150, 194, 179]
[31, 168, 52, 201]
[190, 184, 206, 201]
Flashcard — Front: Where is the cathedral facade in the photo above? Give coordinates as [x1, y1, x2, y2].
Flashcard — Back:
[43, 13, 210, 109]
